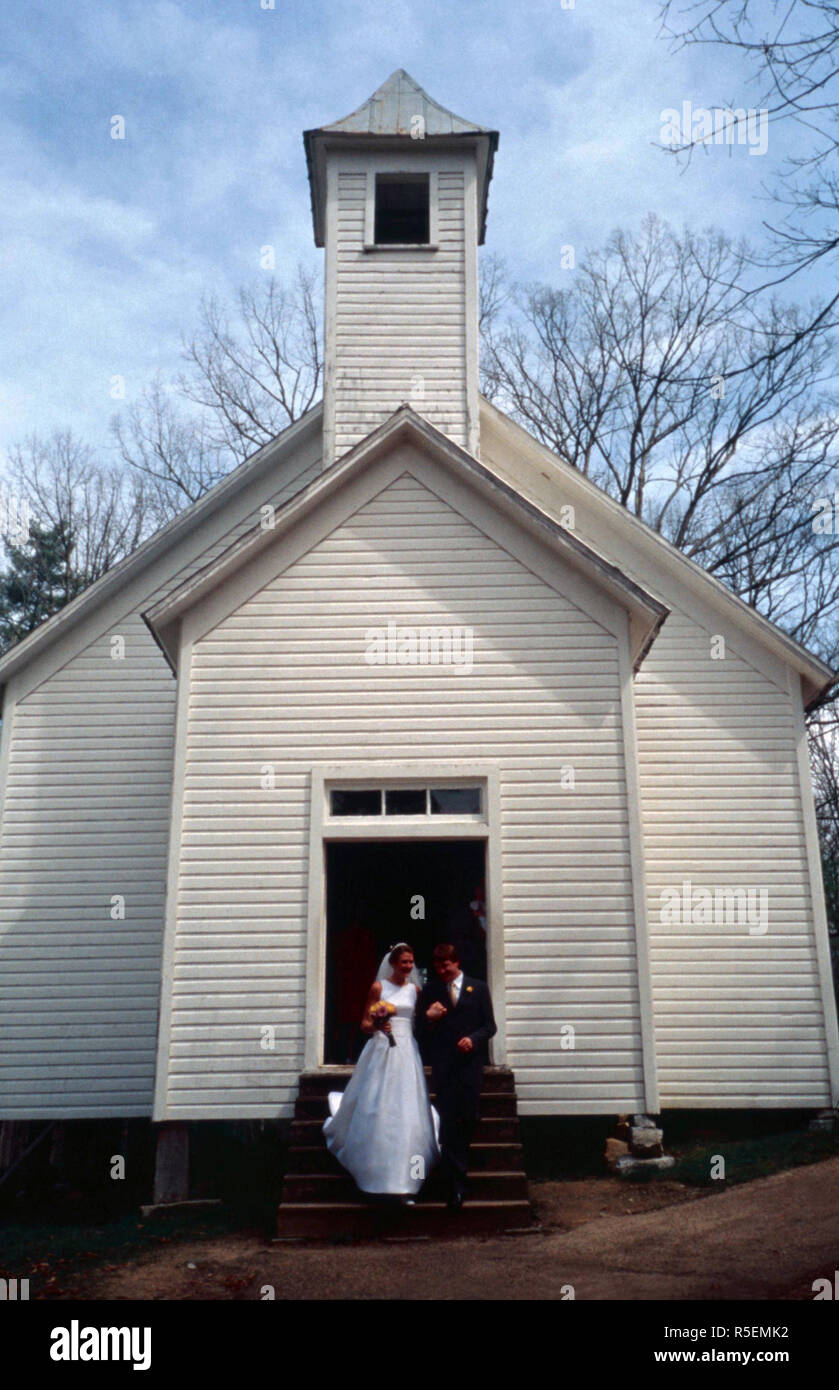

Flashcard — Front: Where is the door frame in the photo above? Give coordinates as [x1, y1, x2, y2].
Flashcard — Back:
[305, 761, 504, 1069]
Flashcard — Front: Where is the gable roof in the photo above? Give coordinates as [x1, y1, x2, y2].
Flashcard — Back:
[304, 69, 499, 246]
[0, 403, 323, 694]
[143, 405, 668, 671]
[479, 396, 837, 709]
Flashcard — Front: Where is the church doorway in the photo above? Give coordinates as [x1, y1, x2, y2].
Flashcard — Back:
[323, 839, 486, 1065]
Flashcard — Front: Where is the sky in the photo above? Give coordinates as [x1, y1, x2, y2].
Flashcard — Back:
[0, 0, 821, 458]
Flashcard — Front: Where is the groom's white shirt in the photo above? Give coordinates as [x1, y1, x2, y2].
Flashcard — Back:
[449, 971, 464, 1004]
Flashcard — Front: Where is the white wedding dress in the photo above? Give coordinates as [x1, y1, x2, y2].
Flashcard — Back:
[322, 979, 441, 1194]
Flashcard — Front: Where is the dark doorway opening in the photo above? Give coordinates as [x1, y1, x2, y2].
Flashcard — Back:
[324, 839, 486, 1064]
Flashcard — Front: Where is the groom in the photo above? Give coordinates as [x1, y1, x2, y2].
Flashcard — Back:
[419, 943, 497, 1210]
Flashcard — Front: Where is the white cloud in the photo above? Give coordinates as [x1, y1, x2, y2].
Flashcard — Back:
[0, 0, 831, 457]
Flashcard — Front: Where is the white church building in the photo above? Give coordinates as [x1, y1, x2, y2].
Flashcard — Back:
[0, 72, 837, 1198]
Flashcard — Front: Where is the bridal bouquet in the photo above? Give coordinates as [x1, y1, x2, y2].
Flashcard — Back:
[369, 1000, 397, 1047]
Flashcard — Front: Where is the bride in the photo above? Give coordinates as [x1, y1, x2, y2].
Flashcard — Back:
[323, 942, 440, 1198]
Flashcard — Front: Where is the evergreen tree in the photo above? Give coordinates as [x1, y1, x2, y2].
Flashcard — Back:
[0, 519, 79, 654]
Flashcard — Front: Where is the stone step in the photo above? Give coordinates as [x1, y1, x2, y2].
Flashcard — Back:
[294, 1091, 518, 1120]
[275, 1199, 536, 1240]
[290, 1141, 524, 1174]
[290, 1114, 521, 1146]
[281, 1170, 530, 1204]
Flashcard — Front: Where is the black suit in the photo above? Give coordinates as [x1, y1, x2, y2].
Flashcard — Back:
[418, 974, 497, 1198]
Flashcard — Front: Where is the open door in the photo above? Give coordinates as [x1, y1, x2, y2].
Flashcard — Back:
[324, 839, 486, 1064]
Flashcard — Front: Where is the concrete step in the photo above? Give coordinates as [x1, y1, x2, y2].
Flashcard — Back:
[275, 1199, 536, 1240]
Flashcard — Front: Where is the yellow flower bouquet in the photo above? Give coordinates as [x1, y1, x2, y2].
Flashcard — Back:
[369, 999, 397, 1048]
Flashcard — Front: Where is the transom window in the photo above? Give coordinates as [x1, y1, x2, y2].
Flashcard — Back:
[374, 173, 430, 244]
[329, 785, 482, 817]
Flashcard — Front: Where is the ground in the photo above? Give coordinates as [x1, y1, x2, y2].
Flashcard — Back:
[26, 1154, 839, 1301]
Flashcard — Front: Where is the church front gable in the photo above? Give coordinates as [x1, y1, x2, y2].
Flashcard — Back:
[153, 460, 654, 1119]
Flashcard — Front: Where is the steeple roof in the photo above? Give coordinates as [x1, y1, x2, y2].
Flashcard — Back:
[304, 69, 499, 246]
[318, 68, 492, 137]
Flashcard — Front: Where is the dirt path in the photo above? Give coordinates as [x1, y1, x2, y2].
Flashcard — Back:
[60, 1158, 839, 1300]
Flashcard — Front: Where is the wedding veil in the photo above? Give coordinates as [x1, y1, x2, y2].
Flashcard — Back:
[376, 942, 423, 987]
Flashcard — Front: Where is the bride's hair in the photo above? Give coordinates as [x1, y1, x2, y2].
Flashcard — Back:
[388, 942, 414, 966]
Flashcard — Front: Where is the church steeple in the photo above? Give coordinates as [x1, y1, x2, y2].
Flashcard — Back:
[304, 71, 498, 465]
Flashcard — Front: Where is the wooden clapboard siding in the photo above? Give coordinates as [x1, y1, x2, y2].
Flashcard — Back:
[158, 474, 646, 1119]
[0, 611, 172, 1116]
[634, 606, 830, 1106]
[480, 401, 835, 1107]
[328, 158, 471, 459]
[0, 443, 321, 1118]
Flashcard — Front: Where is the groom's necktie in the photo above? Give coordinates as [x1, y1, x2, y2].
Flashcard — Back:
[448, 981, 457, 1007]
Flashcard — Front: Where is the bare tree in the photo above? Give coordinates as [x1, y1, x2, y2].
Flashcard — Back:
[482, 215, 839, 658]
[479, 251, 511, 341]
[114, 266, 323, 518]
[658, 1, 839, 329]
[112, 378, 234, 523]
[4, 430, 152, 585]
[179, 264, 322, 459]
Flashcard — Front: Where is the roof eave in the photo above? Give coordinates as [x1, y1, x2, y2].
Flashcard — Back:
[803, 673, 839, 713]
[0, 402, 324, 691]
[479, 396, 838, 708]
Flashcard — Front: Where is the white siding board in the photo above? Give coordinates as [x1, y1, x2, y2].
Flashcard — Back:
[481, 407, 834, 1107]
[158, 474, 646, 1119]
[635, 607, 830, 1104]
[0, 446, 321, 1118]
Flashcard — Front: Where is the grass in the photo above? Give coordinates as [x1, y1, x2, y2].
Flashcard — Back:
[1, 1205, 249, 1297]
[667, 1126, 839, 1188]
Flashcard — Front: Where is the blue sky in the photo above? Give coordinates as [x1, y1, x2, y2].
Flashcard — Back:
[0, 0, 818, 457]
